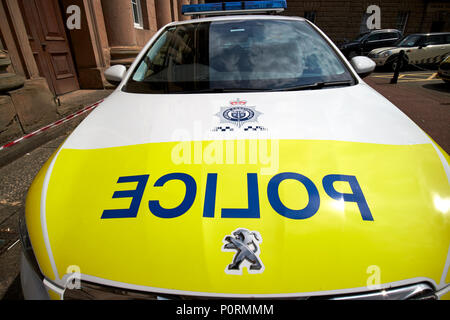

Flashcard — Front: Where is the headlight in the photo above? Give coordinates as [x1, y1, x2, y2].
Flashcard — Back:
[19, 216, 43, 279]
[382, 51, 392, 58]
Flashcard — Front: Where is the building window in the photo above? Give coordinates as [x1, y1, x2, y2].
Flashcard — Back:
[396, 11, 409, 33]
[132, 0, 143, 29]
[304, 11, 316, 23]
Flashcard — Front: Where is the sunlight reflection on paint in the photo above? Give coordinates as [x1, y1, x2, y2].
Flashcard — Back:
[433, 194, 450, 214]
[331, 198, 346, 213]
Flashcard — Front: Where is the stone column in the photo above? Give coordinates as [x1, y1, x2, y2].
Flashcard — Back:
[178, 0, 190, 21]
[0, 0, 26, 76]
[0, 50, 25, 93]
[0, 50, 24, 145]
[0, 1, 58, 143]
[61, 0, 110, 88]
[155, 0, 173, 29]
[3, 0, 40, 79]
[172, 0, 179, 22]
[101, 0, 140, 65]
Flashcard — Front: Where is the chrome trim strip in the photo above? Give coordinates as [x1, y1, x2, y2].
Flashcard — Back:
[43, 278, 65, 299]
[436, 285, 450, 299]
[73, 273, 438, 299]
[330, 283, 434, 300]
[441, 244, 450, 287]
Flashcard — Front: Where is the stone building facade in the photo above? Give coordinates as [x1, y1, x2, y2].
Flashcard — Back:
[0, 0, 449, 146]
[0, 0, 192, 145]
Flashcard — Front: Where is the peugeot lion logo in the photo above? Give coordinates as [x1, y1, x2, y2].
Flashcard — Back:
[222, 228, 264, 275]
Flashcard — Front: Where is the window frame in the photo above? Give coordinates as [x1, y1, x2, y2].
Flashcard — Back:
[423, 35, 445, 46]
[131, 0, 144, 29]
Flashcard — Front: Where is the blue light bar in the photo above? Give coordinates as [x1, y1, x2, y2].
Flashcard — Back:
[244, 1, 286, 10]
[181, 1, 287, 16]
[224, 2, 243, 11]
[182, 3, 223, 14]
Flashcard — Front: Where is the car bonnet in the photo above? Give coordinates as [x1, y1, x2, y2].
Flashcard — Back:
[27, 84, 450, 297]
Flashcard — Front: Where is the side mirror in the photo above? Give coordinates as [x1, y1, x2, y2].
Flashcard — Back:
[104, 65, 126, 85]
[418, 44, 427, 49]
[350, 56, 376, 78]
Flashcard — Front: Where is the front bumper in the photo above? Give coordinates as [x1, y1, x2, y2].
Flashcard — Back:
[369, 56, 389, 67]
[20, 253, 67, 300]
[20, 253, 49, 300]
[21, 255, 449, 300]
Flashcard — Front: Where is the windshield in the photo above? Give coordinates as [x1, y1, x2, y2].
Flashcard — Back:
[123, 19, 354, 94]
[396, 35, 423, 47]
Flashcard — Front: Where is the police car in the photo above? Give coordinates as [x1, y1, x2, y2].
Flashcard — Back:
[369, 32, 450, 71]
[20, 1, 450, 300]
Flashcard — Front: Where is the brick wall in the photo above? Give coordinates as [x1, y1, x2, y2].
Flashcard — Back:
[283, 0, 438, 45]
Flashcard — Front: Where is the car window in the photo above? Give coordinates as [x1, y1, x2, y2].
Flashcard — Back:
[397, 35, 423, 47]
[379, 32, 398, 40]
[367, 34, 381, 41]
[124, 19, 354, 94]
[355, 32, 369, 42]
[424, 35, 444, 46]
[446, 34, 450, 43]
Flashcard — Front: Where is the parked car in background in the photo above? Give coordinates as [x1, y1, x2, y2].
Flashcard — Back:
[369, 32, 450, 71]
[437, 54, 450, 83]
[338, 29, 402, 59]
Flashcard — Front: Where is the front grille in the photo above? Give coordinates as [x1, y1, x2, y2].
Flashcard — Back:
[64, 281, 164, 300]
[63, 281, 437, 300]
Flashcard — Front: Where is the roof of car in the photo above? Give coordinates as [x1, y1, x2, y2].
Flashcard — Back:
[407, 32, 450, 36]
[165, 14, 306, 27]
[369, 29, 402, 33]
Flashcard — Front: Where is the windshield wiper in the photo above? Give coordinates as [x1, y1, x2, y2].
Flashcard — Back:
[183, 88, 271, 94]
[171, 81, 353, 94]
[276, 80, 354, 91]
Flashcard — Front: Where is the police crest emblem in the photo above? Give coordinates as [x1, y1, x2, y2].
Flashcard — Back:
[213, 99, 265, 131]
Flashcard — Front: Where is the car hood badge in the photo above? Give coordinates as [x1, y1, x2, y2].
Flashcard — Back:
[214, 99, 265, 131]
[222, 228, 264, 275]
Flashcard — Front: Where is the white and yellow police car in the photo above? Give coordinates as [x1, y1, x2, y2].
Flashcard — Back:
[20, 1, 450, 300]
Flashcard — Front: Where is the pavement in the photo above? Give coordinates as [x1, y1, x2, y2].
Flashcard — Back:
[365, 70, 450, 153]
[0, 89, 113, 300]
[0, 70, 448, 300]
[370, 71, 442, 83]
